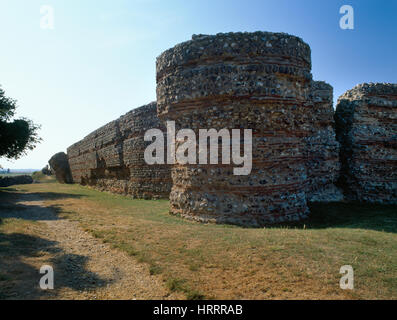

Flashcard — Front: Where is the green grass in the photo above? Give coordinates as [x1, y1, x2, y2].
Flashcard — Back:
[31, 171, 55, 183]
[165, 278, 205, 300]
[0, 216, 50, 299]
[1, 182, 396, 299]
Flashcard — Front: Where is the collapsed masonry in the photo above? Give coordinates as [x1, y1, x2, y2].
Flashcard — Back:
[49, 152, 73, 184]
[67, 102, 172, 199]
[335, 83, 397, 204]
[156, 32, 341, 226]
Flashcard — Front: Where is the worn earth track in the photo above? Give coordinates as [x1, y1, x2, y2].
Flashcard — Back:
[0, 192, 181, 300]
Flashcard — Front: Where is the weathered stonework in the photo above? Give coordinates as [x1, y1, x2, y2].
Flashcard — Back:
[306, 81, 343, 202]
[156, 32, 323, 226]
[335, 83, 397, 204]
[67, 102, 171, 199]
[49, 152, 73, 184]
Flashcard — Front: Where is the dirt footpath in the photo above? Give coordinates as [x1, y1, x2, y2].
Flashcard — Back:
[0, 193, 181, 300]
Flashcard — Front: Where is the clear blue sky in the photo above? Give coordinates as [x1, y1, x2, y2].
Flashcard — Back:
[0, 0, 396, 169]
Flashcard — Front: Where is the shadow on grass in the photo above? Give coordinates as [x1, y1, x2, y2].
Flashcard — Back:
[0, 188, 83, 221]
[275, 202, 397, 234]
[0, 187, 110, 300]
[0, 188, 83, 202]
[0, 232, 107, 300]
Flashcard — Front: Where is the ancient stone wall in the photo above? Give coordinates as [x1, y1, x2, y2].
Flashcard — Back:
[67, 102, 172, 199]
[335, 83, 397, 204]
[48, 152, 73, 184]
[156, 32, 323, 226]
[306, 81, 343, 202]
[63, 32, 396, 225]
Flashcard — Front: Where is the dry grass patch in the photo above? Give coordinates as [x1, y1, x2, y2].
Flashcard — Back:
[3, 182, 396, 299]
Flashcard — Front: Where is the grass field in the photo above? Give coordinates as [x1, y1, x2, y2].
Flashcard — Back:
[0, 173, 31, 177]
[1, 180, 396, 299]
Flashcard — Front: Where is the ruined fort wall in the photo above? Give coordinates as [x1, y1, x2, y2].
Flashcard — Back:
[156, 32, 316, 226]
[63, 32, 396, 225]
[335, 83, 397, 204]
[306, 81, 343, 202]
[67, 102, 172, 199]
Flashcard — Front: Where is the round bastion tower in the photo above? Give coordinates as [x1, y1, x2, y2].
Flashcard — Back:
[156, 32, 314, 226]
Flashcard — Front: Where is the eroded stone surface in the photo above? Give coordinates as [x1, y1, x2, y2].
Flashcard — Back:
[49, 152, 73, 184]
[67, 102, 171, 199]
[335, 83, 397, 204]
[156, 32, 320, 226]
[306, 81, 343, 202]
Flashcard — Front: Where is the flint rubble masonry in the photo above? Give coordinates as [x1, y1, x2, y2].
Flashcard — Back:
[67, 102, 172, 199]
[65, 31, 395, 226]
[48, 152, 73, 184]
[156, 31, 340, 226]
[335, 83, 397, 204]
[306, 81, 343, 202]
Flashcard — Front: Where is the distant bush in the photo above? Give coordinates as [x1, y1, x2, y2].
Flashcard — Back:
[0, 175, 33, 187]
[32, 171, 55, 183]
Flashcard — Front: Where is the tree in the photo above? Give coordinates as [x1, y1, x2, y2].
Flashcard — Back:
[0, 86, 41, 159]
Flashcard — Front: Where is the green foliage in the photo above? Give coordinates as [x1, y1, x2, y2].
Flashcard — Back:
[0, 86, 41, 159]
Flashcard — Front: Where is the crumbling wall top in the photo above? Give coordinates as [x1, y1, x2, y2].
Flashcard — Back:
[338, 83, 397, 103]
[156, 31, 312, 79]
[67, 101, 157, 156]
